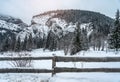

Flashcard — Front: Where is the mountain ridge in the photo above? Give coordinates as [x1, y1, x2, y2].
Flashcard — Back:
[32, 9, 113, 24]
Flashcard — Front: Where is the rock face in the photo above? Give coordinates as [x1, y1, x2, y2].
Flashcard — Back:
[0, 10, 114, 51]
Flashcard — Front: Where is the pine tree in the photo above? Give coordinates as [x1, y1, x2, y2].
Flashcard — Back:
[22, 35, 28, 50]
[44, 31, 51, 50]
[10, 35, 16, 51]
[70, 22, 82, 55]
[27, 33, 33, 50]
[49, 36, 57, 51]
[33, 36, 37, 49]
[82, 28, 89, 50]
[36, 32, 44, 48]
[108, 10, 120, 51]
[2, 37, 10, 51]
[37, 37, 43, 48]
[44, 30, 58, 51]
[15, 36, 21, 52]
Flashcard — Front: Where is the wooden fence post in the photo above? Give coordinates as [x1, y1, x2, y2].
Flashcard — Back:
[52, 54, 56, 77]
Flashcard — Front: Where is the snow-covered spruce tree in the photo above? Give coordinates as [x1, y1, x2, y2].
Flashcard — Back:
[82, 28, 89, 50]
[44, 30, 57, 51]
[70, 22, 83, 55]
[108, 10, 120, 51]
[10, 35, 16, 51]
[15, 36, 21, 52]
[36, 32, 44, 48]
[50, 36, 57, 51]
[44, 31, 51, 50]
[27, 33, 33, 51]
[1, 37, 11, 51]
[22, 35, 28, 50]
[37, 37, 43, 48]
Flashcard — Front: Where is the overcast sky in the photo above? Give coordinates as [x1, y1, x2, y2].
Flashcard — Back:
[0, 0, 120, 24]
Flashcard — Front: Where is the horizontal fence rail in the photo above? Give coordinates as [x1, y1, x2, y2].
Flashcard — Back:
[0, 68, 120, 73]
[1, 56, 120, 62]
[0, 57, 52, 61]
[54, 67, 120, 73]
[55, 56, 120, 62]
[0, 68, 52, 73]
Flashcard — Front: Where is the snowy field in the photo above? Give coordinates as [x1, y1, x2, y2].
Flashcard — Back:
[0, 49, 120, 82]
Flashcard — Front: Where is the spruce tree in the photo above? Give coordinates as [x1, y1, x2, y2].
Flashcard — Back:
[44, 31, 51, 50]
[22, 35, 28, 50]
[37, 37, 43, 48]
[27, 33, 33, 50]
[15, 36, 21, 52]
[36, 32, 43, 48]
[108, 10, 120, 51]
[11, 35, 16, 51]
[2, 37, 10, 51]
[82, 28, 89, 50]
[70, 22, 82, 55]
[44, 30, 57, 51]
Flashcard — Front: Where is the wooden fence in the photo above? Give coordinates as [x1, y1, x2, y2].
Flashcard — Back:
[1, 56, 120, 76]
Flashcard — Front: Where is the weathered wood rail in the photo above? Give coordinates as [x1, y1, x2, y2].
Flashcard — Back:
[0, 68, 52, 73]
[0, 56, 120, 76]
[55, 56, 120, 62]
[0, 57, 52, 61]
[54, 67, 120, 73]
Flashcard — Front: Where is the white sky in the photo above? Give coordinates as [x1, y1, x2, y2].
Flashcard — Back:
[0, 0, 120, 24]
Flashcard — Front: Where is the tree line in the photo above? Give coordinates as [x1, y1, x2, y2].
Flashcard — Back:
[0, 33, 45, 52]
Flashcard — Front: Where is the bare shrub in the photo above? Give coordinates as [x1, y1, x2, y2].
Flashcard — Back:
[9, 53, 32, 67]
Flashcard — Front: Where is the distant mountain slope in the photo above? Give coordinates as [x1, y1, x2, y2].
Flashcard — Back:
[33, 10, 113, 24]
[0, 10, 115, 51]
[0, 14, 27, 27]
[31, 10, 113, 36]
[26, 10, 114, 51]
[0, 14, 28, 45]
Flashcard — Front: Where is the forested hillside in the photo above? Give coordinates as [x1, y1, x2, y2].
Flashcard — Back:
[0, 10, 114, 54]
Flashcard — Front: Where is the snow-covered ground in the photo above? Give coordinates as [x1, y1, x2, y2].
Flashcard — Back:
[0, 49, 120, 82]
